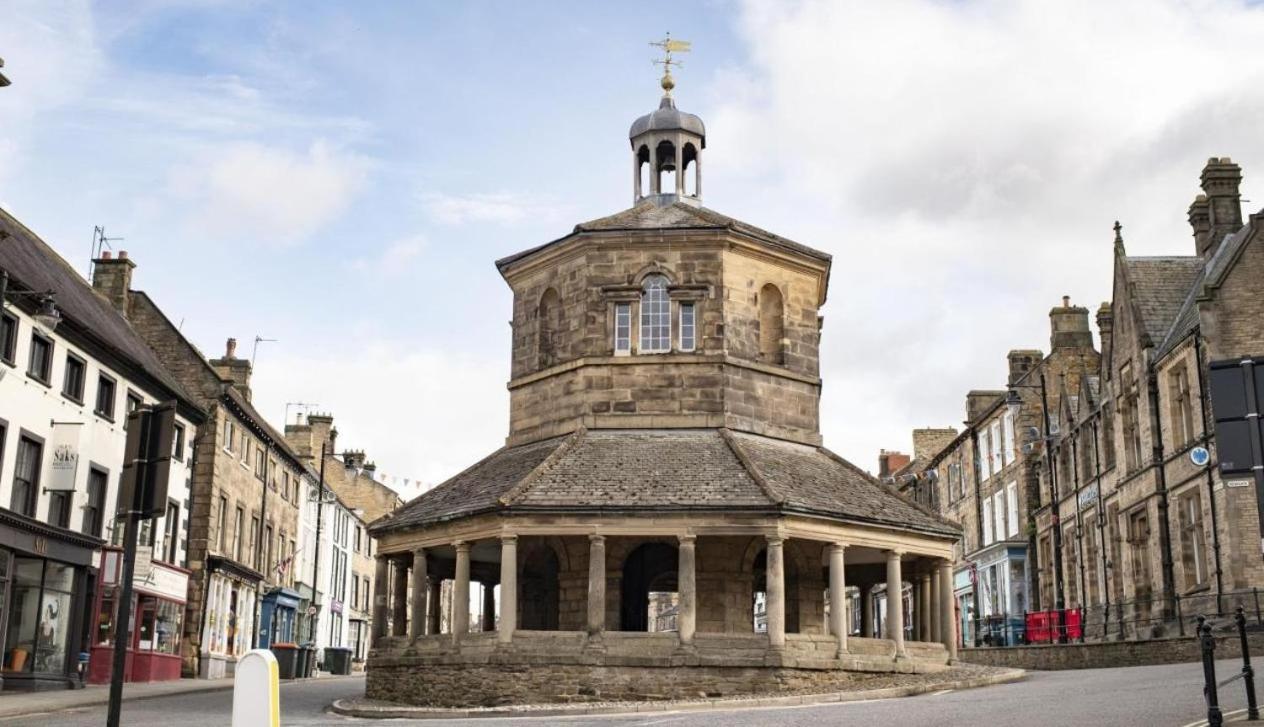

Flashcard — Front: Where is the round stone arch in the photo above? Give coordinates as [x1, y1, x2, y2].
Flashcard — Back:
[740, 536, 808, 633]
[631, 262, 677, 287]
[518, 537, 567, 631]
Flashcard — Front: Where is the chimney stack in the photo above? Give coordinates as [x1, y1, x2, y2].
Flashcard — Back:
[966, 390, 1006, 423]
[912, 428, 958, 462]
[1049, 297, 1093, 350]
[210, 337, 253, 401]
[1199, 157, 1243, 258]
[1007, 350, 1043, 385]
[1096, 302, 1113, 363]
[1188, 194, 1212, 258]
[91, 249, 136, 317]
[878, 450, 911, 479]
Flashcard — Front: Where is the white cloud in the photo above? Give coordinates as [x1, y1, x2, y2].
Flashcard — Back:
[710, 0, 1264, 470]
[177, 140, 371, 243]
[352, 234, 427, 274]
[422, 191, 571, 226]
[251, 340, 507, 490]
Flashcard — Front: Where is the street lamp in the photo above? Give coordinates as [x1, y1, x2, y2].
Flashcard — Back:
[1007, 371, 1069, 642]
[1, 270, 62, 333]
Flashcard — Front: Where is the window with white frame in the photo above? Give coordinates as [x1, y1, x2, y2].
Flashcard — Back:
[614, 302, 631, 355]
[980, 430, 992, 481]
[990, 420, 1004, 472]
[982, 498, 994, 546]
[679, 302, 696, 352]
[1006, 482, 1019, 538]
[639, 275, 670, 353]
[993, 491, 1006, 543]
[1003, 410, 1016, 465]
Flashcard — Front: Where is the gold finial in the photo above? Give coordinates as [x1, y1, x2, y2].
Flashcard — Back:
[650, 33, 691, 97]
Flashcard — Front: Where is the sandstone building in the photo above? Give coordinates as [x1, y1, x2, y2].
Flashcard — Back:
[366, 71, 961, 706]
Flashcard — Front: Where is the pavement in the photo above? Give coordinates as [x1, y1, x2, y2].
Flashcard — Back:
[1, 659, 1252, 725]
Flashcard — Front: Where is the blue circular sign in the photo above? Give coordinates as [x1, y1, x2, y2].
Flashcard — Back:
[1190, 446, 1210, 466]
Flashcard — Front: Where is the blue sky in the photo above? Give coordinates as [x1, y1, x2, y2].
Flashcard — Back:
[3, 0, 1264, 494]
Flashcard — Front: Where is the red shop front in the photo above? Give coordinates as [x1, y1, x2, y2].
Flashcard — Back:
[87, 547, 190, 684]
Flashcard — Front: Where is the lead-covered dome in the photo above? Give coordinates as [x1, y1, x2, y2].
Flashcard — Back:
[629, 96, 706, 148]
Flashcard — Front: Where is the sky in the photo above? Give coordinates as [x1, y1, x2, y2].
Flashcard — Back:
[2, 0, 1264, 496]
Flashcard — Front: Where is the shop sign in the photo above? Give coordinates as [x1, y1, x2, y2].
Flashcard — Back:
[47, 422, 84, 491]
[137, 561, 189, 602]
[1077, 483, 1099, 510]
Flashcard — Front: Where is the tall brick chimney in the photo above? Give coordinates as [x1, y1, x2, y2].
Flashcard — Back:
[91, 250, 135, 317]
[878, 450, 911, 479]
[210, 337, 253, 401]
[1007, 349, 1043, 385]
[1200, 157, 1243, 258]
[1096, 302, 1113, 364]
[1049, 296, 1093, 350]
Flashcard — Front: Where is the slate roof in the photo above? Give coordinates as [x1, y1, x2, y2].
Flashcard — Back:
[1154, 223, 1259, 358]
[1123, 256, 1205, 345]
[371, 428, 959, 538]
[495, 200, 831, 272]
[0, 208, 201, 414]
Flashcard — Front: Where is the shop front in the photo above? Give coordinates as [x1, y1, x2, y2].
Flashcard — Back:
[973, 543, 1029, 646]
[954, 565, 975, 647]
[258, 587, 300, 649]
[87, 548, 189, 684]
[0, 509, 101, 691]
[199, 556, 261, 679]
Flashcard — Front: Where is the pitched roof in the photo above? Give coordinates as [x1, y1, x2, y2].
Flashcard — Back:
[1123, 256, 1204, 344]
[0, 208, 200, 414]
[495, 200, 832, 272]
[1155, 220, 1260, 357]
[372, 428, 959, 538]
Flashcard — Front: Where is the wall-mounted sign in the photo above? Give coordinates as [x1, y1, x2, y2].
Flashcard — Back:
[1227, 480, 1253, 489]
[1077, 483, 1100, 509]
[1190, 447, 1211, 467]
[46, 421, 84, 491]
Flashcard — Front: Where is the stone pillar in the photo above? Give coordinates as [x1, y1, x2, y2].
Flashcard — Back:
[410, 548, 427, 640]
[499, 535, 517, 644]
[452, 541, 470, 641]
[860, 584, 873, 638]
[886, 550, 906, 658]
[695, 155, 702, 198]
[372, 554, 389, 642]
[587, 535, 606, 636]
[766, 536, 786, 651]
[482, 583, 496, 631]
[427, 579, 441, 635]
[391, 556, 409, 637]
[940, 560, 957, 661]
[829, 542, 848, 657]
[674, 144, 685, 195]
[925, 574, 935, 642]
[632, 150, 641, 202]
[678, 535, 697, 646]
[930, 563, 942, 643]
[910, 580, 921, 641]
[651, 151, 662, 195]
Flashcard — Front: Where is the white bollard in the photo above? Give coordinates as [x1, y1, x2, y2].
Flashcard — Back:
[232, 649, 280, 727]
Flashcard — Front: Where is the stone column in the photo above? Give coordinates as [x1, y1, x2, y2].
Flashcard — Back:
[925, 574, 935, 642]
[651, 151, 662, 195]
[372, 554, 389, 642]
[452, 541, 470, 641]
[391, 556, 409, 637]
[482, 583, 496, 631]
[410, 548, 427, 640]
[632, 150, 641, 202]
[694, 155, 702, 198]
[427, 579, 441, 635]
[678, 535, 697, 646]
[674, 144, 685, 195]
[829, 542, 848, 657]
[910, 580, 921, 641]
[930, 563, 942, 643]
[940, 560, 957, 661]
[587, 535, 606, 637]
[886, 550, 906, 658]
[766, 536, 786, 651]
[860, 584, 873, 638]
[499, 535, 517, 644]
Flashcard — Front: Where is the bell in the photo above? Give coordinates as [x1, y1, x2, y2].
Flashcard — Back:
[659, 159, 677, 173]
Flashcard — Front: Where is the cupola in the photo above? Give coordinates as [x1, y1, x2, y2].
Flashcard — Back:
[629, 37, 704, 206]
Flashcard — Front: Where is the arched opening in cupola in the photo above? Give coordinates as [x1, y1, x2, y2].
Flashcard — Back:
[682, 142, 699, 197]
[655, 140, 678, 195]
[636, 144, 651, 199]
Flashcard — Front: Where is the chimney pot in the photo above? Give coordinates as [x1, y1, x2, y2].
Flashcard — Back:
[1062, 295, 1070, 308]
[118, 250, 128, 259]
[226, 337, 237, 359]
[101, 250, 112, 260]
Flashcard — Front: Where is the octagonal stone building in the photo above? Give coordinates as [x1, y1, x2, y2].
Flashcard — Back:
[366, 76, 961, 707]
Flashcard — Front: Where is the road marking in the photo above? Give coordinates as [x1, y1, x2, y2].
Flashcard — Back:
[1177, 707, 1247, 727]
[929, 689, 954, 697]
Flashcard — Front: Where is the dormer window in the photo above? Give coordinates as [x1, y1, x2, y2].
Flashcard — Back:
[639, 275, 670, 353]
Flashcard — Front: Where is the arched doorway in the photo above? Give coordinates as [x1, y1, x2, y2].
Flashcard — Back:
[519, 544, 560, 630]
[620, 542, 678, 632]
[752, 548, 800, 633]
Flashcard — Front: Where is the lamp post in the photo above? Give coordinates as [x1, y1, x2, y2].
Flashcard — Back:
[0, 270, 62, 332]
[1006, 370, 1068, 642]
[307, 444, 362, 652]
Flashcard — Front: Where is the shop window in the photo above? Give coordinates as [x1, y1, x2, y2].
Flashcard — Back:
[4, 559, 75, 675]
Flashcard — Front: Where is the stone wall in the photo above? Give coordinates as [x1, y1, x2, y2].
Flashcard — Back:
[959, 630, 1264, 670]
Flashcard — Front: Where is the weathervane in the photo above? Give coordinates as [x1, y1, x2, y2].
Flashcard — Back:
[650, 32, 691, 97]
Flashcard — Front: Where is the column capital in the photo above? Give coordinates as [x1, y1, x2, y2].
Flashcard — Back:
[830, 541, 848, 553]
[886, 548, 906, 559]
[454, 540, 470, 553]
[765, 534, 785, 546]
[588, 533, 605, 544]
[500, 534, 518, 544]
[413, 546, 427, 556]
[678, 534, 697, 546]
